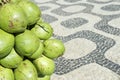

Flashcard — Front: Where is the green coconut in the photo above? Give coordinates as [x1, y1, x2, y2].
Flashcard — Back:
[0, 3, 27, 33]
[0, 29, 14, 59]
[31, 22, 53, 40]
[33, 56, 55, 75]
[15, 30, 39, 57]
[0, 48, 23, 68]
[43, 39, 65, 59]
[0, 65, 14, 80]
[18, 0, 41, 25]
[28, 40, 44, 59]
[14, 59, 38, 80]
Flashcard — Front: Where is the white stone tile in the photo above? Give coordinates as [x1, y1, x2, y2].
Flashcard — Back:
[108, 18, 120, 29]
[34, 0, 52, 3]
[93, 0, 112, 2]
[62, 5, 86, 13]
[63, 38, 96, 59]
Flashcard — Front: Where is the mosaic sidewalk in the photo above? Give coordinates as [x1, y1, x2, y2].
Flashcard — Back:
[34, 0, 120, 80]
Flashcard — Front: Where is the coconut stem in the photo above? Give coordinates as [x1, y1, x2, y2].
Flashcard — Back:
[0, 0, 3, 5]
[0, 0, 10, 5]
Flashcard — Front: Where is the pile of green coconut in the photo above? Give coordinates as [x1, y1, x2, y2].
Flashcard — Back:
[0, 0, 65, 80]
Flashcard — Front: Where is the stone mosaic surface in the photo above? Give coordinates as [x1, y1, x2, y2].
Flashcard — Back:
[34, 0, 120, 79]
